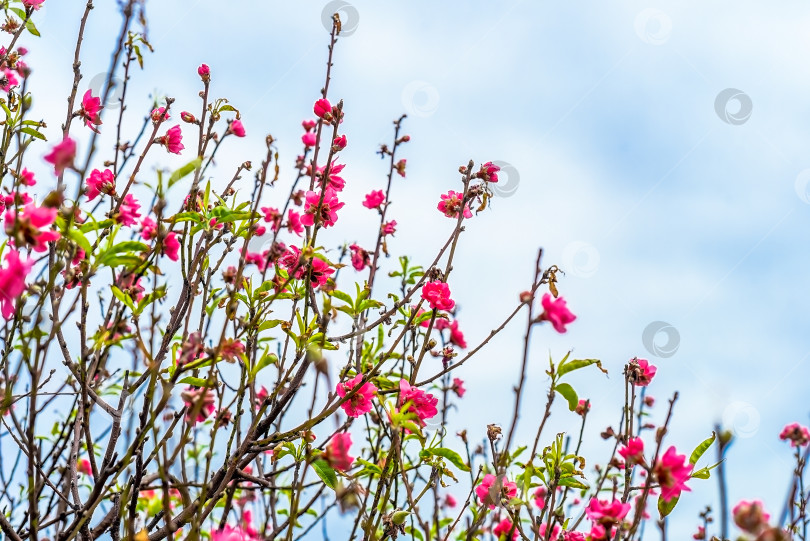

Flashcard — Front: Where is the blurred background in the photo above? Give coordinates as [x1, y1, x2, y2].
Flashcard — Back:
[17, 1, 810, 538]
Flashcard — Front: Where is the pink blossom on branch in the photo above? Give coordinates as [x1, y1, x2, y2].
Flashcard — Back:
[398, 379, 438, 426]
[5, 203, 60, 252]
[475, 474, 517, 510]
[421, 280, 454, 311]
[335, 374, 377, 418]
[362, 190, 385, 210]
[22, 0, 45, 10]
[733, 500, 770, 534]
[116, 194, 142, 226]
[313, 98, 332, 120]
[0, 249, 33, 319]
[324, 432, 354, 471]
[18, 168, 36, 186]
[537, 293, 576, 333]
[585, 498, 631, 526]
[628, 358, 657, 387]
[80, 90, 103, 130]
[653, 446, 692, 502]
[158, 125, 185, 154]
[228, 119, 246, 137]
[437, 190, 472, 219]
[779, 422, 810, 447]
[618, 437, 645, 467]
[44, 137, 77, 175]
[162, 232, 180, 261]
[493, 518, 519, 540]
[301, 188, 344, 228]
[85, 168, 116, 201]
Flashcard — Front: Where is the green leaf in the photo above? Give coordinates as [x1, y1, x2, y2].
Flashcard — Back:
[168, 158, 202, 188]
[554, 382, 578, 411]
[558, 358, 607, 378]
[25, 19, 40, 37]
[557, 477, 588, 490]
[98, 241, 149, 267]
[689, 432, 716, 465]
[66, 228, 92, 255]
[110, 286, 136, 313]
[20, 127, 46, 140]
[311, 459, 337, 490]
[178, 377, 209, 387]
[419, 447, 470, 472]
[249, 353, 278, 382]
[330, 289, 354, 306]
[658, 494, 679, 517]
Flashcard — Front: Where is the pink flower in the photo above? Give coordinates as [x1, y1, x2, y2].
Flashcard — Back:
[362, 190, 385, 210]
[437, 190, 472, 219]
[575, 398, 590, 416]
[229, 119, 246, 137]
[181, 386, 216, 425]
[693, 526, 705, 540]
[538, 293, 576, 333]
[44, 137, 77, 175]
[335, 374, 377, 418]
[163, 232, 180, 261]
[85, 168, 115, 201]
[279, 246, 334, 288]
[219, 338, 244, 362]
[116, 194, 142, 226]
[493, 518, 518, 540]
[211, 525, 254, 541]
[18, 168, 35, 186]
[562, 532, 586, 541]
[301, 188, 344, 228]
[22, 0, 45, 10]
[585, 498, 631, 526]
[261, 206, 282, 230]
[443, 494, 457, 508]
[398, 379, 438, 426]
[286, 209, 303, 236]
[324, 433, 354, 471]
[159, 125, 184, 154]
[538, 523, 560, 541]
[150, 107, 170, 123]
[180, 111, 197, 123]
[629, 358, 657, 387]
[1, 69, 19, 92]
[475, 474, 518, 509]
[733, 500, 770, 534]
[140, 216, 157, 240]
[80, 90, 103, 130]
[349, 244, 370, 271]
[5, 203, 60, 252]
[381, 220, 397, 236]
[0, 249, 33, 319]
[332, 134, 347, 150]
[302, 119, 317, 131]
[478, 161, 500, 183]
[451, 377, 465, 398]
[533, 486, 547, 508]
[448, 320, 466, 348]
[77, 458, 92, 477]
[779, 423, 810, 447]
[653, 446, 692, 502]
[313, 98, 332, 120]
[618, 437, 645, 467]
[421, 280, 455, 311]
[316, 162, 346, 191]
[302, 132, 317, 147]
[198, 64, 210, 81]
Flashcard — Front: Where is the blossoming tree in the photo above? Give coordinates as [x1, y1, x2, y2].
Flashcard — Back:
[0, 3, 805, 541]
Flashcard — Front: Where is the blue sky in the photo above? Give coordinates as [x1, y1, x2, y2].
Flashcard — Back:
[16, 1, 810, 538]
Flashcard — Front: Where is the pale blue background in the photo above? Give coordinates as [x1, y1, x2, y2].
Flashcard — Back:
[12, 1, 810, 539]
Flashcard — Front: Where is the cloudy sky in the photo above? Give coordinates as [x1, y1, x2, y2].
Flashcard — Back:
[17, 1, 810, 538]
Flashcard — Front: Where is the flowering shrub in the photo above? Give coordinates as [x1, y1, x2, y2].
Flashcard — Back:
[0, 3, 805, 541]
